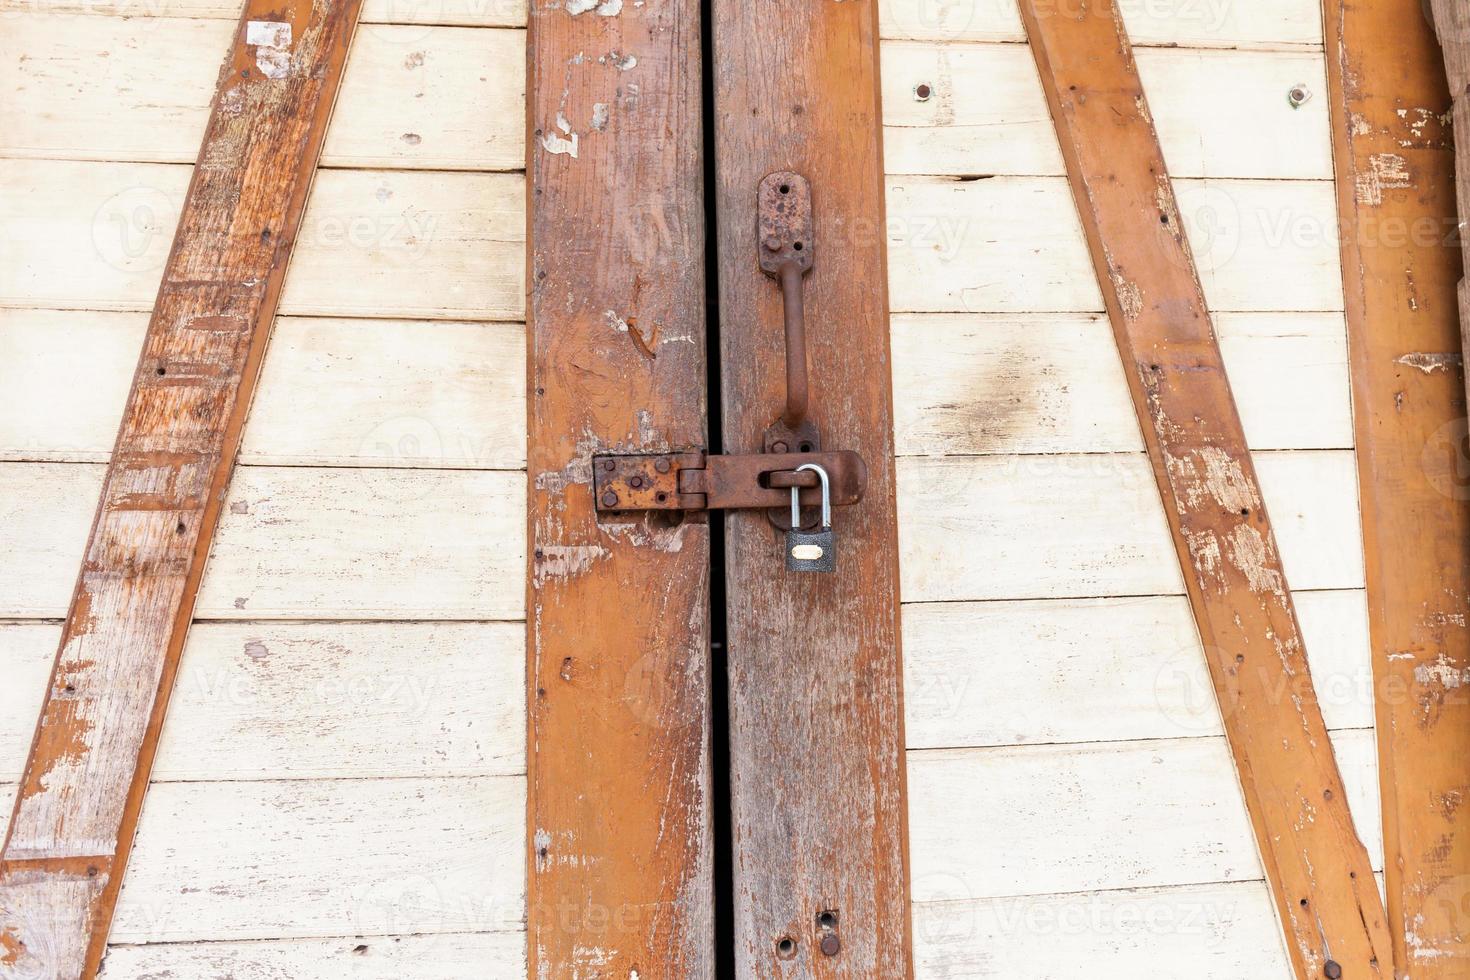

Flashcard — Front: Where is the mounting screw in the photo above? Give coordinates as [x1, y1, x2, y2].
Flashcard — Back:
[1323, 962, 1341, 979]
[601, 491, 619, 508]
[914, 82, 932, 101]
[601, 459, 616, 471]
[771, 441, 789, 453]
[819, 934, 840, 957]
[763, 236, 782, 252]
[629, 476, 644, 488]
[1287, 84, 1312, 108]
[654, 458, 671, 473]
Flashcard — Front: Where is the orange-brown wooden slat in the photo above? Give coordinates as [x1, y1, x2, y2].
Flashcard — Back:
[0, 1, 361, 976]
[1018, 2, 1392, 976]
[1329, 0, 1470, 973]
[711, 0, 913, 975]
[523, 0, 713, 973]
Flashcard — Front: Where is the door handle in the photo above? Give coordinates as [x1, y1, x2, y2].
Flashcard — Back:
[758, 171, 816, 449]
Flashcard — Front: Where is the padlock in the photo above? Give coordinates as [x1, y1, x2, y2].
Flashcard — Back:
[786, 463, 836, 573]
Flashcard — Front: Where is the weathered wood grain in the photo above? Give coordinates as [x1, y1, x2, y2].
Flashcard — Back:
[897, 450, 1364, 603]
[110, 777, 523, 943]
[878, 0, 1324, 49]
[884, 176, 1344, 315]
[908, 729, 1381, 903]
[712, 0, 912, 974]
[1018, 2, 1391, 975]
[902, 589, 1373, 750]
[524, 0, 713, 971]
[1327, 0, 1470, 973]
[882, 44, 1332, 180]
[890, 312, 1352, 456]
[0, 310, 526, 467]
[0, 161, 525, 319]
[0, 0, 524, 25]
[911, 879, 1296, 978]
[0, 622, 523, 783]
[104, 934, 527, 980]
[0, 463, 524, 621]
[0, 17, 525, 170]
[0, 2, 363, 975]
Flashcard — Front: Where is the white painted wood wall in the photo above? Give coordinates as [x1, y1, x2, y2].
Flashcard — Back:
[881, 2, 1378, 977]
[0, 1, 531, 974]
[0, 0, 1372, 975]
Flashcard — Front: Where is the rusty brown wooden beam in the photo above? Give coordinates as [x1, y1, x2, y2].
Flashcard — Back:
[711, 0, 913, 974]
[524, 0, 713, 973]
[1019, 2, 1392, 976]
[0, 2, 361, 976]
[1328, 1, 1470, 974]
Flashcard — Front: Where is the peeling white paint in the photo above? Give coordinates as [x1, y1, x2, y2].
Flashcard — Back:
[533, 544, 609, 586]
[245, 20, 292, 79]
[1395, 352, 1462, 374]
[1355, 152, 1412, 205]
[1226, 524, 1285, 595]
[591, 102, 610, 131]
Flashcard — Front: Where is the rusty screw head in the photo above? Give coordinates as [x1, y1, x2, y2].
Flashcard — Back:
[601, 491, 619, 508]
[1323, 962, 1342, 980]
[1287, 84, 1312, 108]
[601, 458, 616, 471]
[914, 82, 932, 101]
[654, 458, 671, 473]
[763, 235, 782, 252]
[629, 475, 644, 488]
[771, 441, 789, 454]
[819, 934, 840, 957]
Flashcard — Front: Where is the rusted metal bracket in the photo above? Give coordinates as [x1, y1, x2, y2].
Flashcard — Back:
[758, 172, 820, 455]
[593, 451, 866, 515]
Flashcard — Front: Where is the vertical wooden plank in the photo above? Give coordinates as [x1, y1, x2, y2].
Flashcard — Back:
[524, 0, 713, 973]
[0, 1, 362, 977]
[1018, 2, 1392, 977]
[1328, 1, 1470, 973]
[712, 0, 913, 976]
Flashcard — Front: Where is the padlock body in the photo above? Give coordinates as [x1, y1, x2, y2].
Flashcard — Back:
[785, 528, 836, 573]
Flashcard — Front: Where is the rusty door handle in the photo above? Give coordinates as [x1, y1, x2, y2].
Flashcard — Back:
[758, 171, 814, 432]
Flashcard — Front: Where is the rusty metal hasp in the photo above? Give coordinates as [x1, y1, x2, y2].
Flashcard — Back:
[593, 451, 866, 514]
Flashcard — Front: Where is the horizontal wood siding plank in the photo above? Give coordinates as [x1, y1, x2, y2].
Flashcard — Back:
[903, 589, 1373, 750]
[0, 463, 525, 620]
[0, 0, 527, 26]
[0, 161, 525, 319]
[104, 934, 528, 979]
[0, 18, 525, 170]
[878, 0, 1322, 49]
[0, 622, 524, 782]
[883, 45, 1332, 180]
[0, 310, 527, 467]
[911, 880, 1292, 978]
[906, 729, 1381, 904]
[885, 176, 1342, 314]
[890, 312, 1352, 456]
[896, 449, 1364, 602]
[108, 777, 524, 943]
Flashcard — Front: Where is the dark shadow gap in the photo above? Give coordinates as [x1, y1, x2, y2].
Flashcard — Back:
[699, 0, 735, 975]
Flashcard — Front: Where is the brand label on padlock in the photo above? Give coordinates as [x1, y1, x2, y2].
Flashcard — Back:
[791, 544, 825, 561]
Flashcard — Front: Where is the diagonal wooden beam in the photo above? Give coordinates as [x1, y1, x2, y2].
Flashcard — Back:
[1328, 1, 1470, 973]
[523, 0, 713, 972]
[1018, 2, 1392, 976]
[0, 1, 361, 975]
[710, 0, 913, 974]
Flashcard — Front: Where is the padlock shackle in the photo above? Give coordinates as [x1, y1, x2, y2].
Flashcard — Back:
[792, 463, 832, 529]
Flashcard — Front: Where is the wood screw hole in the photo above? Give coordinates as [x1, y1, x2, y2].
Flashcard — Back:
[775, 937, 797, 960]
